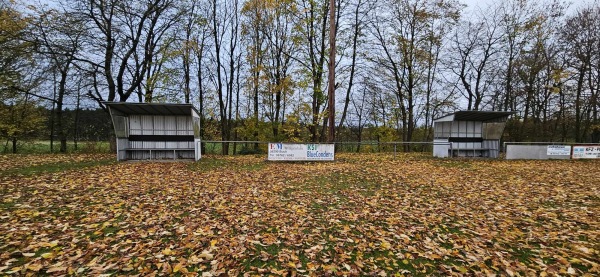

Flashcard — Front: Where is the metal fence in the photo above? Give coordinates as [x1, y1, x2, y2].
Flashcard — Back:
[502, 141, 600, 153]
[200, 140, 450, 157]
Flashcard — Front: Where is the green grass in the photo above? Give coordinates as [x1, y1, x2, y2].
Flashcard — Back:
[0, 159, 116, 177]
[188, 157, 266, 172]
[188, 157, 230, 171]
[242, 242, 285, 270]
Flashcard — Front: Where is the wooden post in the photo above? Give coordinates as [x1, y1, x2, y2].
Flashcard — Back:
[327, 0, 336, 143]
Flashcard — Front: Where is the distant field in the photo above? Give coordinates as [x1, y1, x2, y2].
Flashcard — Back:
[0, 153, 598, 275]
[1, 140, 111, 154]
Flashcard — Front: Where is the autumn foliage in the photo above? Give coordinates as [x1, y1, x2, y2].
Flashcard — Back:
[0, 154, 598, 275]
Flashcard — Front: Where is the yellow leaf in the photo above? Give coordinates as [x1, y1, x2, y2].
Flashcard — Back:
[8, 266, 22, 273]
[41, 252, 54, 259]
[27, 263, 43, 272]
[198, 251, 214, 260]
[569, 258, 582, 264]
[46, 266, 67, 273]
[456, 266, 468, 273]
[173, 263, 183, 273]
[380, 241, 391, 249]
[577, 247, 591, 254]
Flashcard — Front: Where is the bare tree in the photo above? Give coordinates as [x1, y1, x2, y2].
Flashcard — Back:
[371, 0, 460, 145]
[337, 0, 374, 135]
[561, 4, 600, 142]
[450, 5, 502, 111]
[295, 0, 330, 142]
[33, 8, 85, 152]
[209, 0, 241, 154]
[69, 0, 180, 104]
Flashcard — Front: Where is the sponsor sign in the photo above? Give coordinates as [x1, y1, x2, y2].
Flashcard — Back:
[572, 145, 600, 159]
[268, 143, 335, 161]
[546, 145, 571, 156]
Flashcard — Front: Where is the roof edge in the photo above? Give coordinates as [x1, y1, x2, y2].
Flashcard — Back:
[102, 101, 200, 116]
[434, 111, 516, 122]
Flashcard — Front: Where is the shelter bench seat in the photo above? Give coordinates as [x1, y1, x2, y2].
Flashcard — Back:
[125, 135, 195, 160]
[448, 137, 490, 157]
[125, 148, 194, 160]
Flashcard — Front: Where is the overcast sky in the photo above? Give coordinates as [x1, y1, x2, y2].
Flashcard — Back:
[460, 0, 592, 14]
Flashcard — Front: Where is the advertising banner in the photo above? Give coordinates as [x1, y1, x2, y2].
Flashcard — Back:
[572, 145, 600, 159]
[268, 143, 335, 161]
[546, 145, 571, 156]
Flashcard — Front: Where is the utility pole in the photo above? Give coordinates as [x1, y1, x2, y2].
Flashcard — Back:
[327, 0, 336, 143]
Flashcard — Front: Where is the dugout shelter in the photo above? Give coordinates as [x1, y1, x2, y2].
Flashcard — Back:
[105, 102, 201, 161]
[433, 111, 513, 158]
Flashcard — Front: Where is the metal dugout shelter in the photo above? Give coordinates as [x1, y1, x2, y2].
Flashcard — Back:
[433, 111, 513, 158]
[105, 102, 201, 161]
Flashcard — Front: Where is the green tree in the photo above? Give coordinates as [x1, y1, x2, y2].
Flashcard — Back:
[242, 0, 297, 140]
[0, 1, 44, 153]
[0, 0, 32, 96]
[0, 95, 45, 153]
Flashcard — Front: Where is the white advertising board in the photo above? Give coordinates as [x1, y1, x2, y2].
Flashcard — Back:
[268, 143, 335, 161]
[546, 145, 571, 156]
[572, 145, 600, 159]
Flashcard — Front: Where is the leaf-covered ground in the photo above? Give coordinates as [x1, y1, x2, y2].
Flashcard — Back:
[1, 154, 598, 276]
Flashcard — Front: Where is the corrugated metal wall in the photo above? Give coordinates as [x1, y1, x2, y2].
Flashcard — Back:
[452, 141, 483, 150]
[433, 120, 503, 158]
[128, 141, 194, 149]
[117, 138, 128, 161]
[433, 139, 450, 158]
[125, 115, 194, 160]
[483, 140, 500, 158]
[129, 115, 193, 136]
[449, 121, 482, 138]
[434, 121, 483, 139]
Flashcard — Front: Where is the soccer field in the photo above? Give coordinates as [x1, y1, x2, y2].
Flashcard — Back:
[0, 153, 598, 275]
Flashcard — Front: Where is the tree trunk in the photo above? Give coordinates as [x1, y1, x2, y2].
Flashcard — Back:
[212, 0, 228, 155]
[74, 88, 81, 151]
[575, 64, 586, 142]
[12, 138, 17, 154]
[57, 69, 68, 153]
